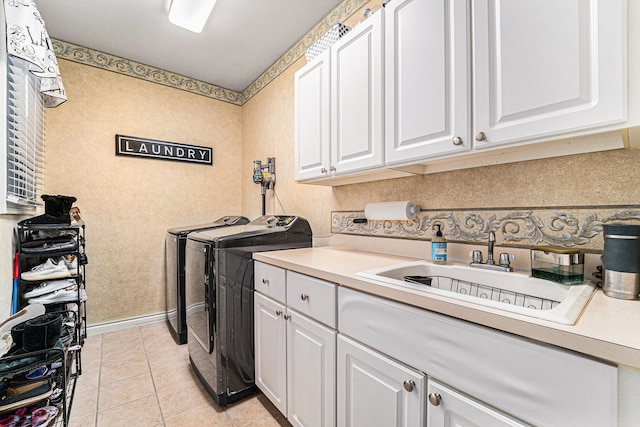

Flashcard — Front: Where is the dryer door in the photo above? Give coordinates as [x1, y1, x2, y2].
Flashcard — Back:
[185, 239, 213, 354]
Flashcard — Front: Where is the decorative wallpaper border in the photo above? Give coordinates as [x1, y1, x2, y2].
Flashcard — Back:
[51, 39, 243, 106]
[51, 0, 369, 106]
[331, 206, 640, 251]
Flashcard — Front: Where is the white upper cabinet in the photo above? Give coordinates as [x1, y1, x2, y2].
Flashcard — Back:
[294, 50, 331, 181]
[294, 11, 386, 183]
[331, 10, 385, 175]
[385, 0, 471, 165]
[472, 0, 626, 148]
[294, 1, 627, 185]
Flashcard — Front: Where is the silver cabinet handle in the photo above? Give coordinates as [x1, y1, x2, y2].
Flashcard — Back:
[321, 167, 327, 174]
[329, 166, 336, 172]
[428, 393, 442, 406]
[403, 380, 415, 392]
[262, 278, 269, 285]
[452, 136, 463, 146]
[284, 314, 291, 320]
[275, 310, 282, 317]
[300, 294, 309, 301]
[475, 131, 487, 142]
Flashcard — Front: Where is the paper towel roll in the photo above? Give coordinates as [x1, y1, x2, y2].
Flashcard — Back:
[364, 201, 419, 220]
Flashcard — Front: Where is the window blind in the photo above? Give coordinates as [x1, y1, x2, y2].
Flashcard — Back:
[6, 56, 45, 206]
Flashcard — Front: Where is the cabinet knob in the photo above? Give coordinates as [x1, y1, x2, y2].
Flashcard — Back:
[428, 393, 442, 406]
[452, 136, 463, 146]
[321, 167, 327, 174]
[284, 314, 291, 320]
[300, 294, 309, 301]
[403, 380, 415, 392]
[262, 278, 269, 285]
[329, 166, 336, 172]
[475, 131, 487, 142]
[275, 310, 282, 317]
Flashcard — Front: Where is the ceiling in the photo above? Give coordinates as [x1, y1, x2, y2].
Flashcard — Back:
[35, 0, 344, 93]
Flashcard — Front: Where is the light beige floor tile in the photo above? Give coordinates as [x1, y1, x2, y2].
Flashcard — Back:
[146, 343, 189, 368]
[72, 323, 287, 427]
[150, 354, 195, 391]
[157, 376, 216, 420]
[75, 365, 100, 390]
[69, 384, 98, 421]
[238, 415, 284, 427]
[68, 412, 97, 427]
[164, 403, 233, 427]
[226, 396, 275, 426]
[100, 344, 147, 365]
[98, 372, 156, 411]
[99, 354, 150, 385]
[101, 328, 141, 346]
[97, 395, 163, 427]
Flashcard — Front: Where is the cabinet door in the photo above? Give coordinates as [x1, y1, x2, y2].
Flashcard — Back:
[337, 335, 424, 427]
[295, 50, 331, 181]
[331, 10, 384, 175]
[287, 310, 337, 427]
[385, 0, 471, 164]
[427, 379, 529, 427]
[254, 293, 288, 416]
[473, 0, 626, 147]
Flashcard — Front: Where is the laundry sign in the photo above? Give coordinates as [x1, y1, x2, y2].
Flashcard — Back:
[115, 134, 213, 165]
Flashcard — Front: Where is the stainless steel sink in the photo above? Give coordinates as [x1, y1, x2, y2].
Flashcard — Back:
[356, 261, 596, 325]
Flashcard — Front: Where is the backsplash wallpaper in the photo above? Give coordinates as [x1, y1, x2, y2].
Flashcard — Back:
[332, 206, 640, 250]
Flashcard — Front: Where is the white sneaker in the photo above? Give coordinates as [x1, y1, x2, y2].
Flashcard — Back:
[23, 279, 76, 298]
[21, 258, 70, 281]
[63, 255, 78, 275]
[28, 288, 85, 304]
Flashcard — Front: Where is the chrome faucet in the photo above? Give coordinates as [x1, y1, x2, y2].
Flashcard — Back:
[487, 231, 496, 265]
[470, 231, 515, 272]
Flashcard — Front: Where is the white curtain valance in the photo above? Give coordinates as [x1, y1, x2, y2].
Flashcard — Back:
[4, 0, 66, 107]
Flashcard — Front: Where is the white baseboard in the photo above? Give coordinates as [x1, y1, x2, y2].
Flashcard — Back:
[86, 311, 166, 336]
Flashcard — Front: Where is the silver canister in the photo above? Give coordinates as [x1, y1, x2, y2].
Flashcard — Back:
[602, 224, 640, 300]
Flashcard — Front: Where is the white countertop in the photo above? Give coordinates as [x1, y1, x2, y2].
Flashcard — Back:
[254, 246, 640, 370]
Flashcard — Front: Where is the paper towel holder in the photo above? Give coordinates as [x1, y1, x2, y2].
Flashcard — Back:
[364, 201, 421, 221]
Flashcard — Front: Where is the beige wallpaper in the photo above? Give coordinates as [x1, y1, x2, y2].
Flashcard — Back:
[41, 0, 640, 326]
[44, 60, 243, 324]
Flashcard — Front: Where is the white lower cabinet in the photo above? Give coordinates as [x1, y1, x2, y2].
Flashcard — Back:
[337, 334, 425, 427]
[255, 292, 288, 414]
[254, 263, 337, 427]
[427, 379, 528, 427]
[257, 263, 618, 426]
[288, 309, 336, 427]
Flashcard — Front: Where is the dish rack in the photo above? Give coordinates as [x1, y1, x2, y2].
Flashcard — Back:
[404, 275, 561, 310]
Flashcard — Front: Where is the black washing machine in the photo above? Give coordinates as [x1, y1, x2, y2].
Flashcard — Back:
[185, 215, 312, 406]
[165, 216, 249, 344]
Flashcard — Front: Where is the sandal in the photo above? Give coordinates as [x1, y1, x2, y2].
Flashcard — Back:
[0, 415, 19, 427]
[31, 406, 58, 427]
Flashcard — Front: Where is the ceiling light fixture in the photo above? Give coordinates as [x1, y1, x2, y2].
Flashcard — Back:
[168, 0, 217, 33]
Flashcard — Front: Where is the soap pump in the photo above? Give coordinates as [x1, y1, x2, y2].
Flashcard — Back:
[431, 224, 447, 264]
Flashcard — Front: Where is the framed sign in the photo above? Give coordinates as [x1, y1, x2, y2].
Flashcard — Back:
[115, 134, 213, 165]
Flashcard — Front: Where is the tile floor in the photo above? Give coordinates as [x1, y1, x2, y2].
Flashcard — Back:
[68, 322, 290, 427]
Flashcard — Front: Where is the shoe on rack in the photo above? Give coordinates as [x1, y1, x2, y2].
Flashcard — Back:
[20, 259, 70, 282]
[27, 288, 84, 305]
[20, 236, 77, 254]
[23, 279, 76, 299]
[31, 405, 59, 427]
[62, 255, 78, 275]
[0, 380, 54, 413]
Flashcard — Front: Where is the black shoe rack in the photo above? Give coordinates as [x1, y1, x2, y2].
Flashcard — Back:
[0, 222, 88, 426]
